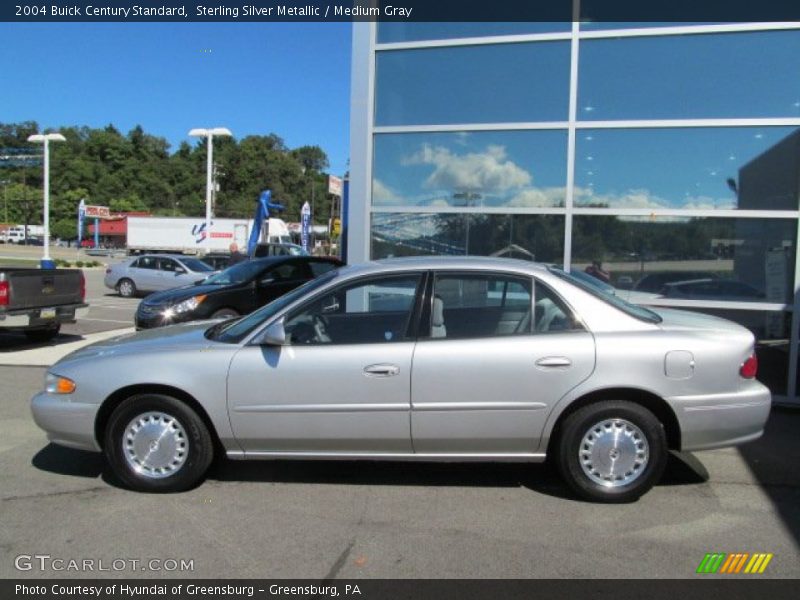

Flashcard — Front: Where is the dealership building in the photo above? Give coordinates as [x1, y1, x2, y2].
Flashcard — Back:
[346, 21, 800, 403]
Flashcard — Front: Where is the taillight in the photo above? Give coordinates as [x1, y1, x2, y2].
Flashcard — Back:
[0, 281, 8, 306]
[80, 272, 86, 301]
[740, 354, 758, 379]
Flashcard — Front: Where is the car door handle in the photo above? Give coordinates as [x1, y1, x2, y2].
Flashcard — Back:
[363, 364, 400, 377]
[535, 356, 572, 368]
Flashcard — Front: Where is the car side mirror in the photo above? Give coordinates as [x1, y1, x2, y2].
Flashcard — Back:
[175, 267, 186, 275]
[254, 318, 286, 346]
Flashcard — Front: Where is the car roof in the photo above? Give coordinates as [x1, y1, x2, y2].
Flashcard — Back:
[339, 256, 548, 277]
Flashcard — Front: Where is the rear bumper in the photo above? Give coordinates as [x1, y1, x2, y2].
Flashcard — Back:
[669, 383, 772, 452]
[0, 304, 89, 328]
[30, 391, 101, 452]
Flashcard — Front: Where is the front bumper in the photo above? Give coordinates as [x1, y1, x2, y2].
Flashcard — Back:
[30, 391, 101, 452]
[670, 383, 772, 452]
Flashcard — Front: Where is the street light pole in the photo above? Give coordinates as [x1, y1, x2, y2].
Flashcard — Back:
[188, 128, 232, 251]
[27, 133, 66, 268]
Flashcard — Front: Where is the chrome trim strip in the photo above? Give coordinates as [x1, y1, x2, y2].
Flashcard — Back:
[412, 402, 547, 411]
[684, 402, 768, 412]
[233, 403, 409, 413]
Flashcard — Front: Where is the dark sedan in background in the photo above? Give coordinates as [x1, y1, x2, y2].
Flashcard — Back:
[134, 256, 343, 329]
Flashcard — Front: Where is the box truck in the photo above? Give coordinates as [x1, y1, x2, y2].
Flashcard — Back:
[126, 216, 290, 254]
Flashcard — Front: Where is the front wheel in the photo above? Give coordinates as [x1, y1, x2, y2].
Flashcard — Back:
[104, 394, 214, 493]
[556, 400, 667, 503]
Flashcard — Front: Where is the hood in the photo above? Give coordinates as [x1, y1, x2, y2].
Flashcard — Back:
[55, 321, 218, 365]
[142, 283, 232, 306]
[652, 307, 751, 336]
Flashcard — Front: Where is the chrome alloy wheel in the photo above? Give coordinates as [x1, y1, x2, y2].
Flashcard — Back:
[579, 418, 649, 487]
[122, 412, 188, 479]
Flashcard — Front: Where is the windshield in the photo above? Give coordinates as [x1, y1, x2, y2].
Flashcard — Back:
[202, 260, 271, 285]
[549, 267, 662, 324]
[207, 270, 339, 343]
[180, 258, 214, 272]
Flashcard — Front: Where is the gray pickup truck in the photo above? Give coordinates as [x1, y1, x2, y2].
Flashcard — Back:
[0, 268, 89, 342]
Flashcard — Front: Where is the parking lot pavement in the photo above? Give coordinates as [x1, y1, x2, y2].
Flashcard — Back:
[1, 364, 798, 579]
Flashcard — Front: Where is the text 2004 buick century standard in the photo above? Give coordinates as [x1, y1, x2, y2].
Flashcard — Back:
[31, 257, 770, 502]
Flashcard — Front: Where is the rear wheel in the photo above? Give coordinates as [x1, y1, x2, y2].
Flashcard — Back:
[556, 400, 667, 503]
[24, 324, 61, 343]
[104, 394, 213, 493]
[117, 278, 136, 298]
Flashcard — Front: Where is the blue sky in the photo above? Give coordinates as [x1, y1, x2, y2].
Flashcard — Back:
[0, 22, 352, 174]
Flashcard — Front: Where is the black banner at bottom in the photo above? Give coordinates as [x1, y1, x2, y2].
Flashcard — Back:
[4, 579, 799, 600]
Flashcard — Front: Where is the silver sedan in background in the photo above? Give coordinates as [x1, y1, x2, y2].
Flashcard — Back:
[104, 254, 216, 297]
[33, 257, 770, 502]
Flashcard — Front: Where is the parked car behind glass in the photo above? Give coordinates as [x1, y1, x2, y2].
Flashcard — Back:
[134, 256, 343, 329]
[104, 254, 216, 298]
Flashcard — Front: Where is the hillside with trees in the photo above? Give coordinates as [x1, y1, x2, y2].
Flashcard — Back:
[0, 121, 337, 241]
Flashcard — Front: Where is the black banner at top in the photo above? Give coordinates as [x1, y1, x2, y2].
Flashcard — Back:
[2, 0, 800, 23]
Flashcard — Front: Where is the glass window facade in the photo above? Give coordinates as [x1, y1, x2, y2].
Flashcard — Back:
[373, 131, 568, 208]
[575, 127, 800, 210]
[354, 20, 800, 399]
[378, 22, 571, 44]
[375, 42, 571, 126]
[578, 31, 800, 120]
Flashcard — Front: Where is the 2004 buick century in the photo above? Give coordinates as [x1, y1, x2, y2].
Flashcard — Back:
[31, 257, 771, 502]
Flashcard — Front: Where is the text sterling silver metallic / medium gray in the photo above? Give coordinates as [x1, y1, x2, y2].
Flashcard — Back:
[31, 257, 771, 502]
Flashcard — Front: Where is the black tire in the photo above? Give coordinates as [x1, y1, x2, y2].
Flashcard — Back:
[211, 308, 239, 320]
[556, 400, 667, 503]
[104, 394, 214, 493]
[24, 324, 61, 343]
[117, 278, 136, 298]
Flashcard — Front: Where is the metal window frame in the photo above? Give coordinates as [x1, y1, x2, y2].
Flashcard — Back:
[349, 18, 800, 403]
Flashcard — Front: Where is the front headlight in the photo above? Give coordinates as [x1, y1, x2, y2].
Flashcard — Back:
[45, 373, 77, 394]
[169, 294, 207, 315]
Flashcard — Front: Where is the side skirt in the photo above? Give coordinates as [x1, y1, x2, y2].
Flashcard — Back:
[226, 451, 547, 463]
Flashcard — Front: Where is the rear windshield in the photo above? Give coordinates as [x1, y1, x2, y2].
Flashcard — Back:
[549, 267, 662, 324]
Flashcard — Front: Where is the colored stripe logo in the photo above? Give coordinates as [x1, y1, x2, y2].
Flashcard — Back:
[696, 553, 773, 574]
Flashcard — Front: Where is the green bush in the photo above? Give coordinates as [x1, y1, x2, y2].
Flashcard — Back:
[75, 260, 84, 268]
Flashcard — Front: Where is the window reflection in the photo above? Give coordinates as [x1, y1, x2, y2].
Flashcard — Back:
[371, 213, 564, 262]
[571, 216, 796, 304]
[373, 131, 568, 207]
[575, 127, 800, 210]
[375, 42, 570, 126]
[579, 31, 800, 119]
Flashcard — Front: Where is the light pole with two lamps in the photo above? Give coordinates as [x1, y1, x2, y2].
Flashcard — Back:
[188, 127, 232, 251]
[27, 133, 66, 268]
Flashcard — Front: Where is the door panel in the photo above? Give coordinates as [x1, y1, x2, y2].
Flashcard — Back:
[411, 332, 595, 454]
[227, 343, 415, 453]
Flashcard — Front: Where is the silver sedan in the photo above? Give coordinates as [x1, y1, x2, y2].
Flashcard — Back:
[32, 257, 770, 502]
[103, 254, 216, 297]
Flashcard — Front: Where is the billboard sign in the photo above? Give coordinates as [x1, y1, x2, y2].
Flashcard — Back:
[328, 175, 343, 197]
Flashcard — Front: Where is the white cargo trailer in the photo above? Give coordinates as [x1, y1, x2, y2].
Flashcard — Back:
[126, 216, 290, 254]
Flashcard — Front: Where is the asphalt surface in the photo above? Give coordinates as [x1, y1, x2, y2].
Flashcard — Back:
[1, 265, 799, 579]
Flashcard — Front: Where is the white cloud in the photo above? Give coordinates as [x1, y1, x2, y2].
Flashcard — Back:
[372, 178, 401, 205]
[508, 187, 566, 208]
[404, 144, 532, 193]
